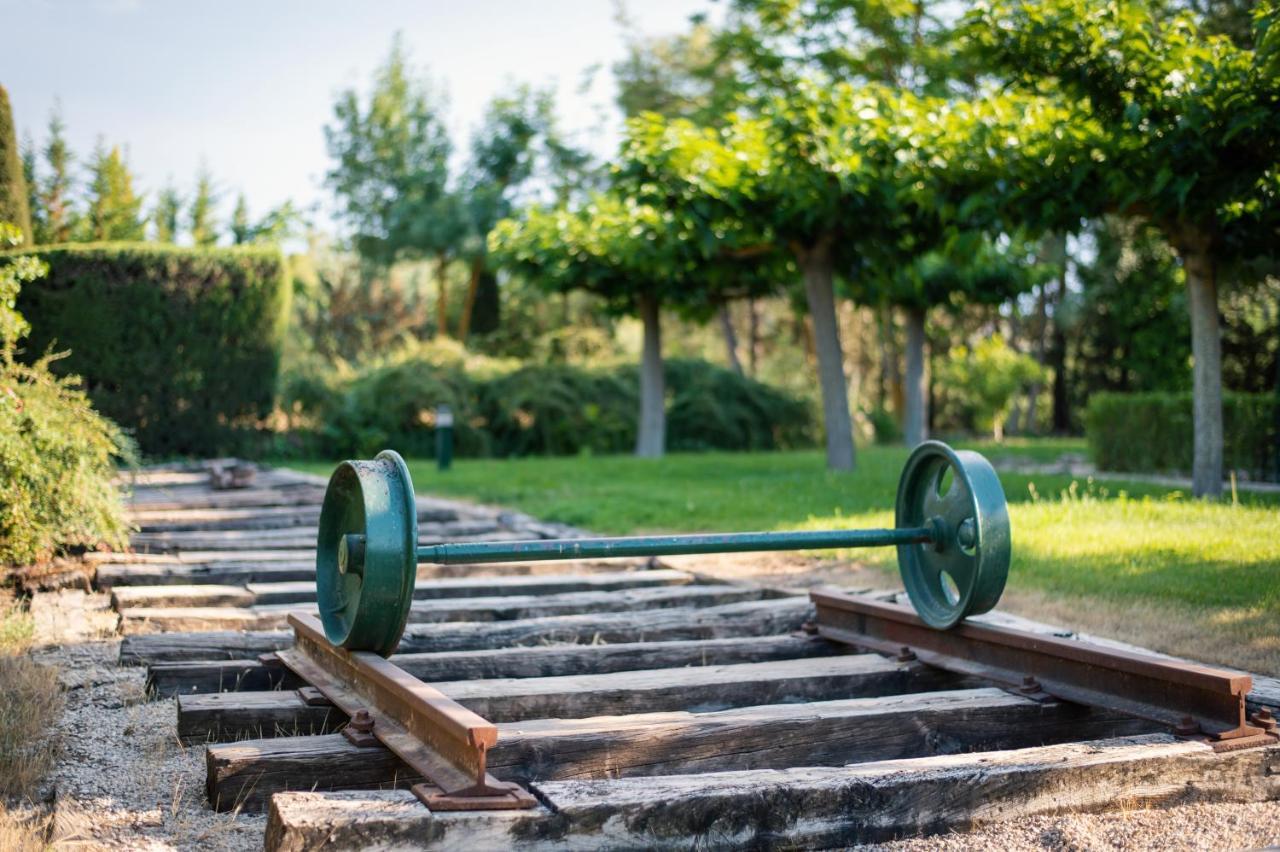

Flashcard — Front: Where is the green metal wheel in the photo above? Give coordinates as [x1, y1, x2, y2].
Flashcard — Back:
[896, 441, 1010, 629]
[315, 450, 418, 656]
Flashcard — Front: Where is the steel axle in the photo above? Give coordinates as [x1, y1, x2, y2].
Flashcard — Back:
[336, 525, 943, 573]
[317, 441, 1011, 656]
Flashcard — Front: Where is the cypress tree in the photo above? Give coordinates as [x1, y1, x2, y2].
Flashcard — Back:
[0, 84, 33, 242]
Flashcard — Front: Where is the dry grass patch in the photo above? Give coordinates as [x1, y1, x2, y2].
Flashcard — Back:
[0, 653, 64, 799]
[0, 804, 52, 852]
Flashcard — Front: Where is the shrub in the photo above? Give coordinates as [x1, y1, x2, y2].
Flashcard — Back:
[664, 359, 815, 452]
[280, 344, 815, 459]
[0, 225, 132, 566]
[7, 242, 290, 456]
[1085, 392, 1279, 482]
[481, 364, 637, 456]
[936, 335, 1045, 441]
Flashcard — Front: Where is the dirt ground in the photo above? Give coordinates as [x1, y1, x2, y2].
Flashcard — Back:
[5, 556, 1278, 851]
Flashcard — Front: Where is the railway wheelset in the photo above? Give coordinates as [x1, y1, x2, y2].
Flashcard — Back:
[315, 440, 1012, 657]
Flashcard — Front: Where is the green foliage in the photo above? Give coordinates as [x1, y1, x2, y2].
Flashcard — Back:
[1085, 392, 1278, 481]
[0, 226, 132, 565]
[84, 144, 144, 241]
[325, 36, 454, 267]
[1068, 218, 1192, 403]
[9, 242, 290, 456]
[666, 358, 814, 451]
[937, 334, 1046, 439]
[491, 193, 777, 317]
[188, 167, 218, 247]
[0, 86, 32, 245]
[280, 347, 814, 460]
[865, 405, 903, 445]
[0, 351, 135, 564]
[151, 183, 182, 244]
[36, 108, 75, 245]
[967, 0, 1280, 259]
[481, 364, 637, 457]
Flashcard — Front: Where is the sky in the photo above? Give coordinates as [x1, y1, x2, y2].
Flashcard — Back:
[1, 0, 713, 230]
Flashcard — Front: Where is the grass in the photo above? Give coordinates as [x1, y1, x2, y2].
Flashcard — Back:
[286, 440, 1280, 673]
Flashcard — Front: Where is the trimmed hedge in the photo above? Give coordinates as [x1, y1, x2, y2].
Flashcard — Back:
[281, 354, 816, 459]
[1085, 392, 1279, 482]
[8, 243, 290, 456]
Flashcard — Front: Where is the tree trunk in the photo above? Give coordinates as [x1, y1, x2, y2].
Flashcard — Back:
[797, 239, 856, 471]
[635, 293, 666, 459]
[1178, 234, 1224, 497]
[435, 254, 450, 338]
[903, 306, 928, 447]
[1048, 259, 1071, 433]
[457, 259, 482, 341]
[718, 305, 744, 376]
[747, 299, 760, 376]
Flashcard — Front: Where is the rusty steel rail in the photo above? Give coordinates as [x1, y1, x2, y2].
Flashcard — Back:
[276, 613, 536, 810]
[812, 588, 1277, 750]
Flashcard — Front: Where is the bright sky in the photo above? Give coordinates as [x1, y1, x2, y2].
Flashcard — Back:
[1, 0, 711, 229]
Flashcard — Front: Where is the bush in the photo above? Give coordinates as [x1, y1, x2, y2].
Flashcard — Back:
[280, 345, 815, 459]
[7, 243, 290, 456]
[481, 364, 637, 456]
[664, 359, 814, 452]
[1085, 392, 1279, 482]
[0, 225, 132, 566]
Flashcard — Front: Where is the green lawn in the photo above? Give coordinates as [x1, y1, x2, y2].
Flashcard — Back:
[286, 440, 1280, 620]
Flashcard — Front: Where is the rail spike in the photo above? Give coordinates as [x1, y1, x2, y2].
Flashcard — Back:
[315, 440, 1012, 656]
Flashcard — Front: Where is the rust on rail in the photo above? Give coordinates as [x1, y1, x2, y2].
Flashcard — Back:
[812, 588, 1276, 750]
[277, 613, 536, 810]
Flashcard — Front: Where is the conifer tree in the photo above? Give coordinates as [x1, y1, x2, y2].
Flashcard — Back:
[0, 84, 33, 242]
[84, 142, 145, 241]
[151, 183, 182, 243]
[189, 167, 218, 246]
[41, 107, 76, 243]
[230, 193, 252, 244]
[21, 133, 42, 242]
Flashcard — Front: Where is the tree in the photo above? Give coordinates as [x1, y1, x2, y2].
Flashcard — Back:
[151, 183, 182, 243]
[39, 106, 75, 244]
[938, 335, 1046, 440]
[0, 84, 32, 243]
[454, 85, 593, 341]
[491, 193, 777, 457]
[325, 37, 454, 267]
[21, 134, 41, 242]
[189, 166, 218, 246]
[860, 235, 1047, 445]
[230, 193, 252, 244]
[621, 84, 938, 471]
[970, 0, 1280, 494]
[84, 142, 144, 241]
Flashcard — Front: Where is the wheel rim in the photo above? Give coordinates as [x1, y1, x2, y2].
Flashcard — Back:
[315, 450, 418, 656]
[896, 441, 1010, 629]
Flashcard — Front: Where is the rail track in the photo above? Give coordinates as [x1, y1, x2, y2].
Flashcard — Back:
[101, 458, 1280, 850]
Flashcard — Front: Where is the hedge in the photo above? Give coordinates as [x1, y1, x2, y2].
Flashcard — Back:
[8, 243, 290, 456]
[280, 354, 816, 460]
[1084, 391, 1279, 482]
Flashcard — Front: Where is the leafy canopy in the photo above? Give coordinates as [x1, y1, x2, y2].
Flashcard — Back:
[966, 0, 1280, 256]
